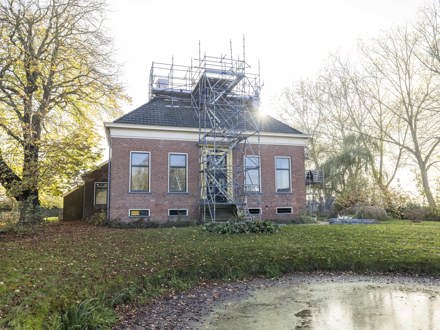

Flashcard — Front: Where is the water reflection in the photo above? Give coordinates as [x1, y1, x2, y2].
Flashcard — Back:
[200, 281, 440, 329]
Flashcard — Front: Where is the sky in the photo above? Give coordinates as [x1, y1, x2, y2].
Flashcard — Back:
[106, 0, 429, 115]
[104, 0, 432, 197]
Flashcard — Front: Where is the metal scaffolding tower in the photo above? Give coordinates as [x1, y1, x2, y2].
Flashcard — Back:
[149, 52, 262, 222]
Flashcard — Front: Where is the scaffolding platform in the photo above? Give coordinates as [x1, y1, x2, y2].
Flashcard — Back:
[149, 54, 262, 222]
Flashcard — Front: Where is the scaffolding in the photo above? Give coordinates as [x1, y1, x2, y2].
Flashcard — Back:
[149, 53, 262, 222]
[305, 169, 325, 216]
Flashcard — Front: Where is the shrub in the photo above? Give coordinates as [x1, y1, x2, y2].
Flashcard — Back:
[402, 205, 440, 221]
[0, 211, 19, 227]
[55, 298, 116, 330]
[85, 211, 107, 226]
[0, 210, 47, 235]
[384, 190, 410, 219]
[355, 205, 389, 220]
[298, 214, 318, 224]
[0, 200, 12, 212]
[204, 221, 279, 234]
[339, 205, 389, 220]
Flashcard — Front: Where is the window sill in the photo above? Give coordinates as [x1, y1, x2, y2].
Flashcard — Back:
[128, 191, 151, 194]
[245, 192, 263, 195]
[275, 191, 293, 195]
[167, 192, 190, 194]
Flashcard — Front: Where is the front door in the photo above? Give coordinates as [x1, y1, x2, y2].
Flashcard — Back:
[206, 153, 228, 203]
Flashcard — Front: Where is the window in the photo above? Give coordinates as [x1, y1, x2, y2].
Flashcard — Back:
[94, 182, 108, 205]
[245, 156, 260, 192]
[248, 208, 261, 215]
[129, 209, 150, 217]
[168, 209, 188, 216]
[169, 153, 187, 192]
[275, 157, 291, 192]
[130, 152, 150, 192]
[276, 207, 292, 214]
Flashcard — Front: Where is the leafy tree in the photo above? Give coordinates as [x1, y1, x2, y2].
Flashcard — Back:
[0, 0, 124, 223]
[322, 134, 374, 209]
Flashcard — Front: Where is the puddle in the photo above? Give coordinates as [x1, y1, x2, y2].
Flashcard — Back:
[198, 281, 440, 330]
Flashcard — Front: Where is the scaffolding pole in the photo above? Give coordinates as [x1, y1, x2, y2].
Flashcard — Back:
[149, 51, 262, 222]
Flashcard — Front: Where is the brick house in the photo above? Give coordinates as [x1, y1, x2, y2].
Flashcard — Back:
[64, 56, 308, 223]
[105, 103, 307, 222]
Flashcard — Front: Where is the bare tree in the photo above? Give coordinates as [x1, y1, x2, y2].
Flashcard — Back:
[283, 80, 327, 170]
[283, 4, 440, 210]
[0, 0, 124, 223]
[284, 56, 404, 208]
[359, 26, 440, 209]
[332, 57, 405, 205]
[417, 2, 440, 74]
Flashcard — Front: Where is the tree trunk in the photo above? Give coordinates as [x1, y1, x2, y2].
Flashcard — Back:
[18, 142, 41, 224]
[18, 108, 42, 224]
[418, 161, 437, 209]
[18, 194, 41, 224]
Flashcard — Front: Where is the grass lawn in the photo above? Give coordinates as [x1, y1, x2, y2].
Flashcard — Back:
[1, 220, 440, 328]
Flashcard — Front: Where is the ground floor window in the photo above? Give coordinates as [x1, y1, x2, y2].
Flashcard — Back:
[168, 209, 188, 216]
[248, 208, 261, 215]
[275, 157, 291, 192]
[94, 182, 108, 205]
[276, 207, 292, 214]
[245, 155, 261, 192]
[130, 152, 150, 192]
[169, 153, 187, 192]
[129, 209, 150, 217]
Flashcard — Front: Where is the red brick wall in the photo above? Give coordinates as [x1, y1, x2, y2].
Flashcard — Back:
[109, 138, 200, 222]
[109, 137, 305, 222]
[238, 144, 306, 220]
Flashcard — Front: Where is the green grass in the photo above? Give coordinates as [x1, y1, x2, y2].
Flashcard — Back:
[43, 217, 59, 222]
[1, 220, 440, 328]
[0, 217, 59, 234]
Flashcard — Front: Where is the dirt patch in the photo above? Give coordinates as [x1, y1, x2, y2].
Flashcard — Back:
[114, 280, 254, 330]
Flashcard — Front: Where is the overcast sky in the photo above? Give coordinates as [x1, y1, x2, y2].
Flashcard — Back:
[106, 0, 429, 115]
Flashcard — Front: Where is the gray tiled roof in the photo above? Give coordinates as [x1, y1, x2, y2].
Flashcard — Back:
[114, 96, 303, 135]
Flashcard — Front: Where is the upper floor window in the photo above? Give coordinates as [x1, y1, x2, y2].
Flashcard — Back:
[169, 153, 187, 192]
[245, 155, 260, 192]
[130, 152, 150, 192]
[275, 157, 291, 192]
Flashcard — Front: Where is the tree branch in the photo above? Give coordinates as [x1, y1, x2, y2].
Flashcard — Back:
[0, 122, 23, 145]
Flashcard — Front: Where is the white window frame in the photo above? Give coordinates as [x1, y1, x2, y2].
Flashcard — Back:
[129, 151, 151, 193]
[276, 207, 293, 214]
[275, 156, 292, 193]
[248, 208, 262, 215]
[168, 208, 189, 216]
[168, 152, 188, 193]
[93, 182, 108, 206]
[244, 155, 261, 193]
[128, 209, 150, 217]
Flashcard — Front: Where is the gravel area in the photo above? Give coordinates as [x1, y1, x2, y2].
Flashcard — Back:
[113, 273, 440, 329]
